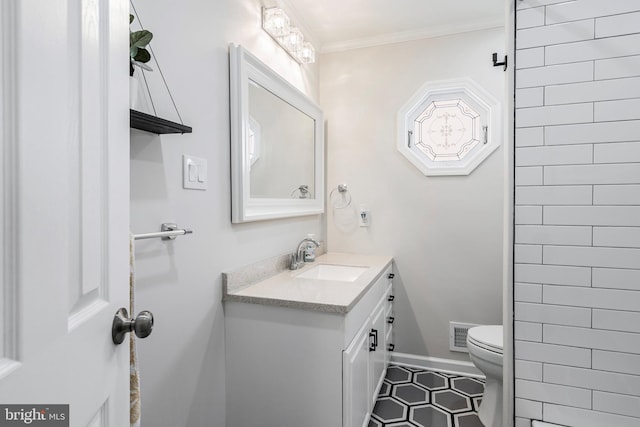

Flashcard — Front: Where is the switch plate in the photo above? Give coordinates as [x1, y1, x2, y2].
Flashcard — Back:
[359, 207, 370, 227]
[183, 155, 208, 190]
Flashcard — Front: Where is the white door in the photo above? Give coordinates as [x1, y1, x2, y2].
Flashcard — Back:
[0, 0, 130, 425]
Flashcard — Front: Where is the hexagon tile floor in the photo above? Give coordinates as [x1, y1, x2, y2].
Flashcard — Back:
[369, 365, 485, 427]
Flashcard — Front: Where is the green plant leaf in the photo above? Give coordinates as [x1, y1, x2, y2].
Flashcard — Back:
[133, 48, 151, 64]
[130, 46, 138, 58]
[129, 14, 134, 24]
[130, 30, 153, 48]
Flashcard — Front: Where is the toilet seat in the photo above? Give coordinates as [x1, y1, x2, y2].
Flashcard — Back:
[467, 325, 503, 355]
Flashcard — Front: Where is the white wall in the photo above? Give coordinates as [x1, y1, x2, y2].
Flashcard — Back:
[514, 1, 640, 426]
[129, 1, 323, 426]
[320, 28, 506, 361]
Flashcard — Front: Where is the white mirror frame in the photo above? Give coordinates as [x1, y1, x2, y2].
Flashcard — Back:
[229, 44, 324, 223]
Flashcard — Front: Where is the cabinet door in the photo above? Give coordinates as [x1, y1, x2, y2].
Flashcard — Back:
[343, 323, 371, 427]
[370, 297, 387, 405]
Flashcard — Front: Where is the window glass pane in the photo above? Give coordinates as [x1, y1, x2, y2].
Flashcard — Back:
[413, 99, 481, 162]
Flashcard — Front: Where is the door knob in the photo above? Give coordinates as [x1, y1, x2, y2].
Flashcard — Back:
[112, 307, 154, 345]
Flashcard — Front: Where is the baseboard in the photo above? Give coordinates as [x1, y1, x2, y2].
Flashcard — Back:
[390, 352, 484, 379]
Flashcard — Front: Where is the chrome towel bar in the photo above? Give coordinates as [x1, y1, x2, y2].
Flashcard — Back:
[133, 222, 193, 241]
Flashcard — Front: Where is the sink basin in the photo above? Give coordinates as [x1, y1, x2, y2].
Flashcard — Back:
[295, 264, 367, 282]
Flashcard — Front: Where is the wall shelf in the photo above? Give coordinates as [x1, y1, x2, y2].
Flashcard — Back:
[130, 109, 192, 135]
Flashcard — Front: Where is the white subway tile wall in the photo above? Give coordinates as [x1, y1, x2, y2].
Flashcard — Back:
[515, 1, 640, 425]
[515, 244, 543, 264]
[515, 340, 592, 368]
[516, 359, 543, 381]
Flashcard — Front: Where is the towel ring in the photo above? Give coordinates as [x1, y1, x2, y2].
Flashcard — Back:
[329, 184, 351, 209]
[291, 184, 312, 199]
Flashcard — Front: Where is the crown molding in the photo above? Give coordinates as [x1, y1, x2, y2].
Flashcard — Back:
[320, 17, 504, 54]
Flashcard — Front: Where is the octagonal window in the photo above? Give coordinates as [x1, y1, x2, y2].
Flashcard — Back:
[397, 78, 501, 176]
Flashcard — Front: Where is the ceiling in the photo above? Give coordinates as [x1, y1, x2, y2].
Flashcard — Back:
[278, 0, 506, 53]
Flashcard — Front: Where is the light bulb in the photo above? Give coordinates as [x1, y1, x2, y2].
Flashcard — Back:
[280, 28, 303, 52]
[296, 42, 315, 64]
[262, 8, 290, 38]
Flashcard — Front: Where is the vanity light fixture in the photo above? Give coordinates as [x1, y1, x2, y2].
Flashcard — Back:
[262, 7, 316, 64]
[262, 7, 289, 37]
[298, 42, 315, 64]
[280, 27, 303, 52]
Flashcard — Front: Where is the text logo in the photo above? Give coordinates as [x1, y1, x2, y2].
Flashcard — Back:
[0, 406, 68, 427]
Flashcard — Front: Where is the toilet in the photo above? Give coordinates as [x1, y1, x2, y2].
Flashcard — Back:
[467, 325, 503, 427]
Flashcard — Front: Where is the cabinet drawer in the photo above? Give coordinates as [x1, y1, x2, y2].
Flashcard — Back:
[384, 302, 393, 320]
[344, 265, 393, 347]
[385, 325, 394, 362]
[385, 282, 393, 299]
[385, 282, 394, 308]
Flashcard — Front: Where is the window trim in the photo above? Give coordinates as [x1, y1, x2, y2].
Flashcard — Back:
[397, 77, 502, 176]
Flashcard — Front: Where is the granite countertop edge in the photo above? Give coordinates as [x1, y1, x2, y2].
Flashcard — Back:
[223, 293, 349, 314]
[223, 252, 393, 314]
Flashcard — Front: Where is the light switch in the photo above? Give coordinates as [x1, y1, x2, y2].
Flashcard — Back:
[183, 155, 208, 190]
[188, 162, 197, 182]
[197, 163, 207, 182]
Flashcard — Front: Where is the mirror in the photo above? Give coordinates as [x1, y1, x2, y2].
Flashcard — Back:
[229, 44, 324, 223]
[248, 81, 315, 199]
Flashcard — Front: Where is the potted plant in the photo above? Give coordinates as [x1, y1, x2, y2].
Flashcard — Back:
[129, 14, 153, 108]
[129, 14, 153, 76]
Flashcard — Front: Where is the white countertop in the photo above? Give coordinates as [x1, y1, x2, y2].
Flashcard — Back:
[223, 253, 393, 313]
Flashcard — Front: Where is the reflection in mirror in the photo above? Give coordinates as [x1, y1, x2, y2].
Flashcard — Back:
[248, 116, 261, 166]
[229, 44, 324, 223]
[248, 80, 315, 199]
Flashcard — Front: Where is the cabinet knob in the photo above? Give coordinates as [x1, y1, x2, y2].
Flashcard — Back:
[388, 295, 395, 302]
[388, 273, 395, 279]
[388, 343, 395, 351]
[387, 316, 395, 324]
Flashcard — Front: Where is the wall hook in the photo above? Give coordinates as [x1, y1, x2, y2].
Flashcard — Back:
[492, 53, 507, 71]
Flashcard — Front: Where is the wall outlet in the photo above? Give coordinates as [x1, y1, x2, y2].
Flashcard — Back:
[183, 155, 208, 190]
[359, 208, 370, 227]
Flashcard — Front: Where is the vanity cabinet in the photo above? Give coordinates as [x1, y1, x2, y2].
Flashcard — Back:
[343, 279, 394, 427]
[224, 261, 393, 427]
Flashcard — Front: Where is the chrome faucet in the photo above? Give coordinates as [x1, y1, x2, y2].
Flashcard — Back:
[290, 237, 320, 270]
